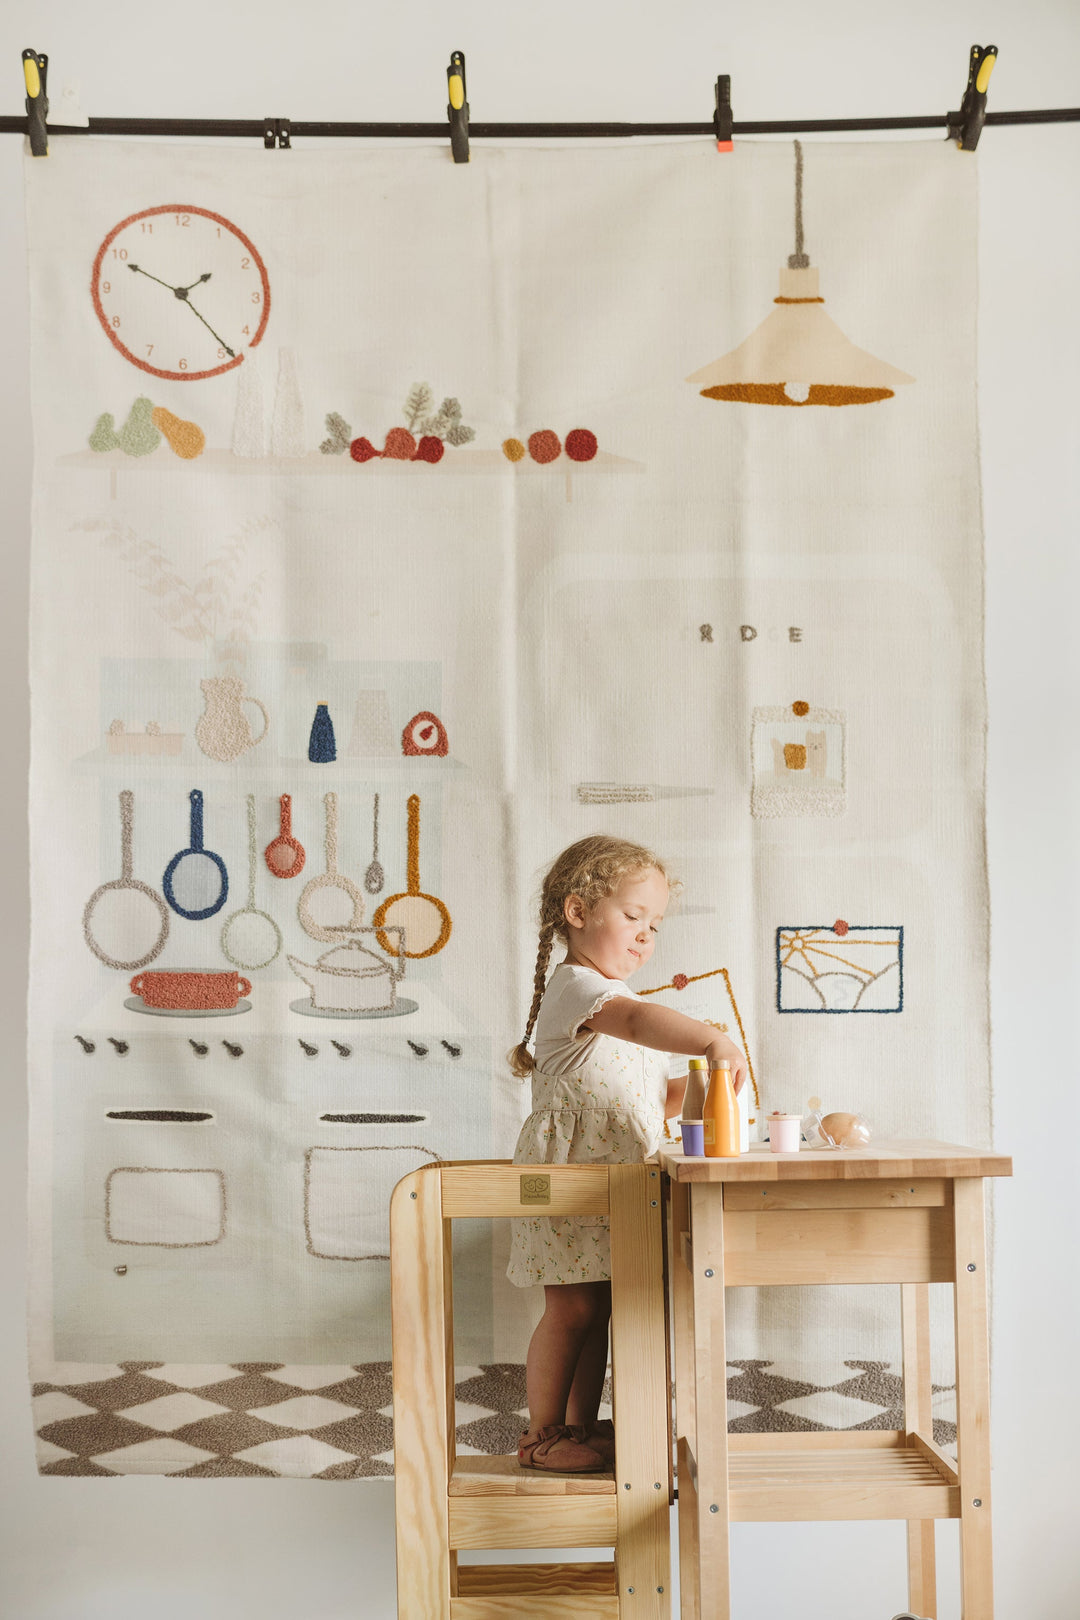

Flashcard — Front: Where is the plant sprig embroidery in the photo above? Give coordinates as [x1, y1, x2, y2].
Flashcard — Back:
[77, 515, 270, 646]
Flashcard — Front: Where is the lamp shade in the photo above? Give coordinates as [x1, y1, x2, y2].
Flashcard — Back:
[687, 266, 914, 407]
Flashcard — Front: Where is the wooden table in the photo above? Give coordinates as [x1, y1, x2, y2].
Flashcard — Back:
[657, 1140, 1012, 1619]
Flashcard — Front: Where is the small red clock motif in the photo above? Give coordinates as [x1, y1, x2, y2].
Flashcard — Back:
[402, 711, 449, 757]
[91, 205, 270, 381]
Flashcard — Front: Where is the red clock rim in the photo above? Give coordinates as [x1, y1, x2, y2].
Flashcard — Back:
[91, 203, 271, 382]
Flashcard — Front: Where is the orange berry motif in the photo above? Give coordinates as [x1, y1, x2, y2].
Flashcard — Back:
[528, 430, 562, 464]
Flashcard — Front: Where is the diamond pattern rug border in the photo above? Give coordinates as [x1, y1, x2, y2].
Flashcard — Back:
[32, 1359, 956, 1476]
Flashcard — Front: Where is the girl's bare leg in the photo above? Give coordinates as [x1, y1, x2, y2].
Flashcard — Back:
[525, 1281, 610, 1430]
[565, 1285, 611, 1428]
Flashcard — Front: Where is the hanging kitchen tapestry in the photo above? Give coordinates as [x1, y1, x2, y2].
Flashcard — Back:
[25, 137, 987, 1477]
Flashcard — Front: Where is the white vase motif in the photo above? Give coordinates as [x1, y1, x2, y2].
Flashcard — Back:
[194, 676, 270, 763]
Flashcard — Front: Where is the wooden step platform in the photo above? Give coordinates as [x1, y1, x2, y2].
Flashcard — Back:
[454, 1561, 619, 1618]
[450, 1455, 619, 1550]
[392, 1161, 671, 1617]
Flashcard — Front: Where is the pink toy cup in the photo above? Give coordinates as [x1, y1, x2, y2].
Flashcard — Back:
[768, 1113, 801, 1153]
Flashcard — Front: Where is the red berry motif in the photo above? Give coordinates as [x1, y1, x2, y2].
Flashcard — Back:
[383, 427, 417, 461]
[413, 435, 445, 464]
[565, 428, 598, 462]
[672, 973, 689, 991]
[528, 430, 562, 465]
[349, 436, 379, 462]
[833, 919, 849, 936]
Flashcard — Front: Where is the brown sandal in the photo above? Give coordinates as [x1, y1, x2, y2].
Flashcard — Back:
[570, 1419, 615, 1466]
[517, 1424, 606, 1473]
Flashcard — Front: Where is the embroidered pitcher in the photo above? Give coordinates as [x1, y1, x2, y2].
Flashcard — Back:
[195, 676, 269, 763]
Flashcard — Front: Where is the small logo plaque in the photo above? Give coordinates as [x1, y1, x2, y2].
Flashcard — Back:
[520, 1172, 551, 1206]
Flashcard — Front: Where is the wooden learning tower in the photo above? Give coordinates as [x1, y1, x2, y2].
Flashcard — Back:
[391, 1161, 672, 1619]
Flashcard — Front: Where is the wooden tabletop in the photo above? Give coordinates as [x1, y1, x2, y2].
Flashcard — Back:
[656, 1139, 1012, 1183]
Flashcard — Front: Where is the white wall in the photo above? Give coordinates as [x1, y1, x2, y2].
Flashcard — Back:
[1, 2, 1077, 1615]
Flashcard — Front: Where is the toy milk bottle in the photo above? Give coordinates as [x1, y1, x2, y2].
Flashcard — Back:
[683, 1057, 707, 1120]
[703, 1059, 741, 1158]
[680, 1056, 708, 1157]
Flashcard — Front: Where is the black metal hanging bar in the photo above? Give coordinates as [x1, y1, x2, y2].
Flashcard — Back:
[3, 40, 1078, 144]
[0, 107, 1075, 137]
[1, 109, 1078, 139]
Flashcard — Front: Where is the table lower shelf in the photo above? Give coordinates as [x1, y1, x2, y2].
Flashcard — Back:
[681, 1430, 960, 1522]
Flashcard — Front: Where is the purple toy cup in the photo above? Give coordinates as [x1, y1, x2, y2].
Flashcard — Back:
[680, 1119, 705, 1157]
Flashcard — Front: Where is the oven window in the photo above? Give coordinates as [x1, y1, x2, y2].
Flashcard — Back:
[105, 1167, 226, 1247]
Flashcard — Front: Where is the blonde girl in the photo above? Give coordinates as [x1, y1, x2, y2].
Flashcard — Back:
[508, 834, 746, 1473]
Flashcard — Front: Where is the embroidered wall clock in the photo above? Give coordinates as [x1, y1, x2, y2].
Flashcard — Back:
[91, 205, 271, 381]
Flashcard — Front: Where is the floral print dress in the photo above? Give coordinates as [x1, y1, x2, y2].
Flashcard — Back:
[506, 962, 683, 1287]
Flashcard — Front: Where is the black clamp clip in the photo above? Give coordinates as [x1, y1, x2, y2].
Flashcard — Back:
[263, 117, 292, 150]
[22, 48, 49, 158]
[447, 50, 469, 164]
[948, 44, 997, 151]
[714, 74, 733, 153]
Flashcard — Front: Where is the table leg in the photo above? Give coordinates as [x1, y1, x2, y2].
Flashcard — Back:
[689, 1185, 731, 1618]
[902, 1281, 937, 1618]
[669, 1180, 698, 1619]
[610, 1165, 671, 1615]
[953, 1178, 994, 1619]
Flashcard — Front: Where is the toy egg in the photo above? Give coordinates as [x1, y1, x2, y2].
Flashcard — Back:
[821, 1111, 871, 1148]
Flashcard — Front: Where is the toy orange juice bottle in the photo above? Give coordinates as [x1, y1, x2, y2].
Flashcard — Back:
[702, 1060, 741, 1158]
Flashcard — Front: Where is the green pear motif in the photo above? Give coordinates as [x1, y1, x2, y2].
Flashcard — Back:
[88, 412, 119, 452]
[118, 396, 161, 458]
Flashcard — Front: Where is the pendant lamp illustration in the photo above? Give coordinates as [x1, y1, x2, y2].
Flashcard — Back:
[687, 142, 914, 408]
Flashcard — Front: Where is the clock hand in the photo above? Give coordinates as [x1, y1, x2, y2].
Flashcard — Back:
[127, 263, 180, 294]
[180, 297, 236, 358]
[126, 263, 237, 358]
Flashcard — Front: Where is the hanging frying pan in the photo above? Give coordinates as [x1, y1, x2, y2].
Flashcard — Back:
[364, 792, 384, 894]
[82, 789, 170, 970]
[264, 792, 305, 879]
[220, 795, 283, 970]
[163, 789, 229, 920]
[297, 791, 365, 942]
[373, 794, 452, 958]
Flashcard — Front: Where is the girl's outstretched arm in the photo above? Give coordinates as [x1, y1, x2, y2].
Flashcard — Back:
[583, 998, 747, 1094]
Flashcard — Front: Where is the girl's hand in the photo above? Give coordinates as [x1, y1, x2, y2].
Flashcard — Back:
[704, 1032, 748, 1095]
[585, 997, 750, 1094]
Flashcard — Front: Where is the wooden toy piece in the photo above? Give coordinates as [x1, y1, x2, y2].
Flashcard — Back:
[391, 1160, 671, 1617]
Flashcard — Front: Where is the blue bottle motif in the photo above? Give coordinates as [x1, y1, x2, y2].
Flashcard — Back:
[308, 703, 337, 763]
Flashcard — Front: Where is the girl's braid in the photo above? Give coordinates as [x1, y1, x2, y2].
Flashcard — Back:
[508, 899, 561, 1077]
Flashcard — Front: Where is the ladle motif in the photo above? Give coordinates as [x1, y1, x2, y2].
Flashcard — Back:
[220, 795, 283, 970]
[297, 791, 365, 943]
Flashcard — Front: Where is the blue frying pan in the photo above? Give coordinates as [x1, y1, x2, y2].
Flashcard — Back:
[163, 789, 229, 920]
